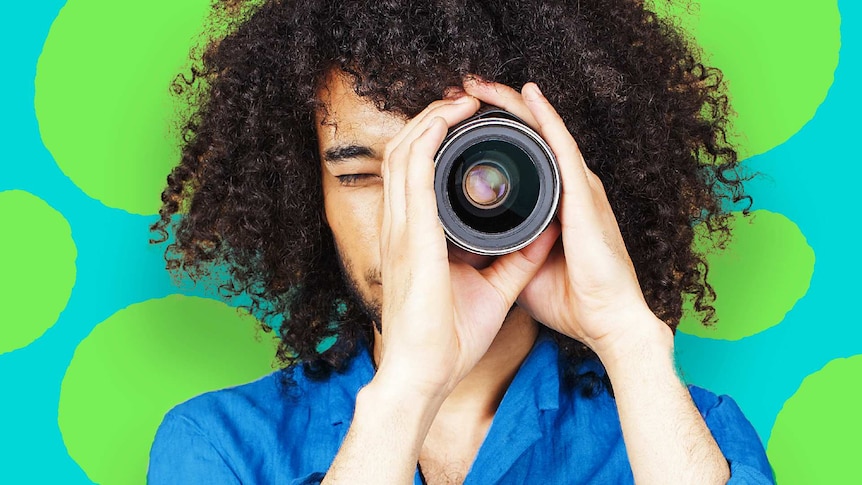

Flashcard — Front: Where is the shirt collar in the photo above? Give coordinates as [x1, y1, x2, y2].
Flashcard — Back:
[508, 328, 561, 412]
[327, 327, 575, 426]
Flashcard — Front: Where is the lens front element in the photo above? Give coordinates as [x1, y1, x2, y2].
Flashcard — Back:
[449, 139, 538, 234]
[463, 162, 510, 209]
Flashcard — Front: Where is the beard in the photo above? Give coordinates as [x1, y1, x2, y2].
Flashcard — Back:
[332, 241, 523, 336]
[333, 245, 383, 334]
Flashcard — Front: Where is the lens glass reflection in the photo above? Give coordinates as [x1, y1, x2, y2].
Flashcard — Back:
[449, 140, 539, 234]
[463, 162, 510, 209]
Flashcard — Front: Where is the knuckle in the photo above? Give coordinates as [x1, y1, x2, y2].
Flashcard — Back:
[561, 137, 579, 154]
[428, 99, 450, 110]
[419, 101, 449, 118]
[383, 140, 398, 161]
[588, 172, 606, 191]
[408, 137, 427, 157]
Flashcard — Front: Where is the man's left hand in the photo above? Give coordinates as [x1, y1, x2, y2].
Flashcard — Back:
[463, 78, 671, 359]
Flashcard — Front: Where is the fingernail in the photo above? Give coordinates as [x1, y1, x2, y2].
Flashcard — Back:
[532, 83, 545, 99]
[534, 84, 544, 97]
[453, 95, 475, 104]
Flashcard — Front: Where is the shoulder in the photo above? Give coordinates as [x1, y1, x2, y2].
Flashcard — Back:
[159, 364, 342, 448]
[162, 344, 375, 433]
[148, 363, 364, 484]
[152, 368, 307, 459]
[167, 368, 298, 424]
[148, 369, 299, 484]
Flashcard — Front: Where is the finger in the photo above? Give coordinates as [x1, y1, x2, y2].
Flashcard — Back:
[385, 98, 478, 234]
[520, 83, 595, 218]
[401, 95, 479, 151]
[385, 95, 479, 160]
[386, 95, 479, 234]
[479, 221, 561, 308]
[384, 129, 408, 238]
[404, 117, 449, 244]
[462, 75, 539, 129]
[380, 148, 393, 257]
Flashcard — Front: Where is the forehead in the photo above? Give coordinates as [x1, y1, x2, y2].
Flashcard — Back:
[315, 71, 407, 146]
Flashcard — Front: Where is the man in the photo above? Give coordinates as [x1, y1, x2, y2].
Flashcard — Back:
[148, 0, 773, 483]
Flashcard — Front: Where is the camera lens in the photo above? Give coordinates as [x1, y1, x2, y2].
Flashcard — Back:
[434, 109, 560, 255]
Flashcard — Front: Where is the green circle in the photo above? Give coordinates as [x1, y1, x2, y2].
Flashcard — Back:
[35, 0, 211, 215]
[0, 190, 76, 354]
[653, 0, 840, 159]
[679, 210, 814, 340]
[767, 355, 862, 484]
[59, 295, 280, 485]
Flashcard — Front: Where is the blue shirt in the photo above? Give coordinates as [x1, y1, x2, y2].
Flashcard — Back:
[148, 332, 774, 484]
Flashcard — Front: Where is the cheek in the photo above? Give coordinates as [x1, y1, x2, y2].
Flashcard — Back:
[324, 189, 383, 264]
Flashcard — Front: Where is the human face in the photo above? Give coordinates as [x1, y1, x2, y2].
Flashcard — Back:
[315, 71, 408, 328]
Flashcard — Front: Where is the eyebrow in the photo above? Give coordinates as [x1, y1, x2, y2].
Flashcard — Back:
[323, 144, 376, 164]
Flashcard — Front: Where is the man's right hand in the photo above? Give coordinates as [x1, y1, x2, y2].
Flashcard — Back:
[323, 92, 557, 485]
[372, 94, 559, 404]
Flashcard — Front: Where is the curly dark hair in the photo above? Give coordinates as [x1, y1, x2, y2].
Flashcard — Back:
[151, 0, 749, 393]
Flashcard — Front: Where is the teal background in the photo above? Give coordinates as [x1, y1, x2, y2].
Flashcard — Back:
[1, 1, 859, 483]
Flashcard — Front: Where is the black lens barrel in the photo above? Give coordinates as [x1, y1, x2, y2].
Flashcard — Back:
[434, 109, 560, 255]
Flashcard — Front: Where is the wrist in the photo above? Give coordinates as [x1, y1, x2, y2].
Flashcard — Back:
[361, 370, 448, 426]
[372, 350, 459, 402]
[590, 309, 674, 372]
[326, 371, 446, 483]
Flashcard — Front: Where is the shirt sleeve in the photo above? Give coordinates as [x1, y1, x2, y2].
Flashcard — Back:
[689, 386, 775, 484]
[147, 412, 241, 485]
[290, 472, 326, 484]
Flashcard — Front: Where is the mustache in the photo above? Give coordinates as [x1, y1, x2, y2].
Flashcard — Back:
[365, 267, 381, 285]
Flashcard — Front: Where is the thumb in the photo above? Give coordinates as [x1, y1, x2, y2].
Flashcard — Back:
[480, 221, 561, 307]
